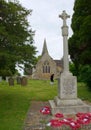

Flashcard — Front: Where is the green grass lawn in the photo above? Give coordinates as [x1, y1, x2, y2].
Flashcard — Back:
[0, 79, 57, 130]
[0, 79, 91, 130]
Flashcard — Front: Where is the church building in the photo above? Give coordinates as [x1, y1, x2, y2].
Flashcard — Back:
[32, 39, 63, 80]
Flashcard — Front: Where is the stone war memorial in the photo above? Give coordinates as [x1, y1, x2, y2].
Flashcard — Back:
[49, 10, 91, 115]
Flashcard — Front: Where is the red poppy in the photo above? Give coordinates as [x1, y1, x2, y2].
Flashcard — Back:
[76, 112, 91, 125]
[69, 121, 81, 130]
[40, 106, 51, 115]
[61, 118, 74, 125]
[77, 117, 90, 125]
[76, 112, 85, 117]
[50, 119, 62, 127]
[55, 113, 64, 118]
[76, 112, 91, 119]
[87, 112, 91, 117]
[84, 112, 91, 119]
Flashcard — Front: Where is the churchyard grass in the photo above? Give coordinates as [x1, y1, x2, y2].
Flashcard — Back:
[78, 82, 91, 102]
[0, 79, 91, 130]
[0, 79, 57, 130]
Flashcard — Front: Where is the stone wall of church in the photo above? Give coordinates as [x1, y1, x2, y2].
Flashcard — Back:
[32, 53, 57, 80]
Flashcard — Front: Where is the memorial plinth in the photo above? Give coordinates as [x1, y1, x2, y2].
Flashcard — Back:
[49, 10, 91, 115]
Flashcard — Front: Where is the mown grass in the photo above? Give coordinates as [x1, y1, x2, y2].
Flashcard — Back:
[0, 79, 91, 130]
[0, 79, 57, 130]
[78, 82, 91, 101]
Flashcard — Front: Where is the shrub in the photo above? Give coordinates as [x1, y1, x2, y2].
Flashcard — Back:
[78, 65, 91, 89]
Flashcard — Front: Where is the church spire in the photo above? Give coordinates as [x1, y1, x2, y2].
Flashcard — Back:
[42, 38, 48, 55]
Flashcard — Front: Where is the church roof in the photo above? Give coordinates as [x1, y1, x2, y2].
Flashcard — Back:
[54, 59, 63, 67]
[41, 39, 63, 68]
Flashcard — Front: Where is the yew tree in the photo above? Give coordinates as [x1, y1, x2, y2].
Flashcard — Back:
[69, 0, 91, 75]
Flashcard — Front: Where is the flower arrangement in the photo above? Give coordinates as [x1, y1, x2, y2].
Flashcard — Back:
[40, 106, 91, 130]
[40, 106, 51, 115]
[55, 113, 64, 118]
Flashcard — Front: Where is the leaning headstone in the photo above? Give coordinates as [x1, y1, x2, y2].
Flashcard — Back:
[0, 76, 2, 82]
[8, 77, 14, 86]
[21, 76, 27, 86]
[16, 76, 21, 84]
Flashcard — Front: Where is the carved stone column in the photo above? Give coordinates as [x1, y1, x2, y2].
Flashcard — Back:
[49, 11, 91, 115]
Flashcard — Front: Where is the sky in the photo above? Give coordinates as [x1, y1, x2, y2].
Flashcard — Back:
[19, 0, 75, 60]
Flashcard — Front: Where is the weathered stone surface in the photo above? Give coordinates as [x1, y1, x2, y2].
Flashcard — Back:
[23, 101, 51, 130]
[49, 72, 91, 114]
[31, 39, 63, 80]
[49, 10, 91, 115]
[6, 76, 10, 82]
[49, 99, 91, 115]
[21, 76, 27, 86]
[58, 72, 77, 99]
[59, 10, 70, 72]
[8, 77, 14, 86]
[16, 76, 21, 84]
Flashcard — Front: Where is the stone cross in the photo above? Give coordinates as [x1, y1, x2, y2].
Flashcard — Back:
[59, 10, 70, 26]
[49, 10, 91, 115]
[59, 10, 70, 73]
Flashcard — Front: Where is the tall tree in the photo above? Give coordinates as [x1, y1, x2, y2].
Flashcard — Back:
[0, 0, 37, 76]
[68, 0, 91, 75]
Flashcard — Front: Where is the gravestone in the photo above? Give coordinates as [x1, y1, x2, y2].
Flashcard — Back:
[6, 76, 10, 82]
[21, 76, 27, 86]
[16, 76, 21, 84]
[49, 10, 91, 115]
[8, 77, 14, 86]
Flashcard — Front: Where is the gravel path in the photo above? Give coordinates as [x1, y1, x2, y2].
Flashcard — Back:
[23, 101, 91, 130]
[23, 101, 52, 130]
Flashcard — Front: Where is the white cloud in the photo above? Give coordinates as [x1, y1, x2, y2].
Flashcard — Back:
[19, 0, 74, 59]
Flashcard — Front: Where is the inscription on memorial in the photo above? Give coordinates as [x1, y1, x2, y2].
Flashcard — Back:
[63, 78, 75, 95]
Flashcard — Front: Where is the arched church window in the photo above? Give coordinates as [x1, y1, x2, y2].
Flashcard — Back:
[43, 61, 50, 73]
